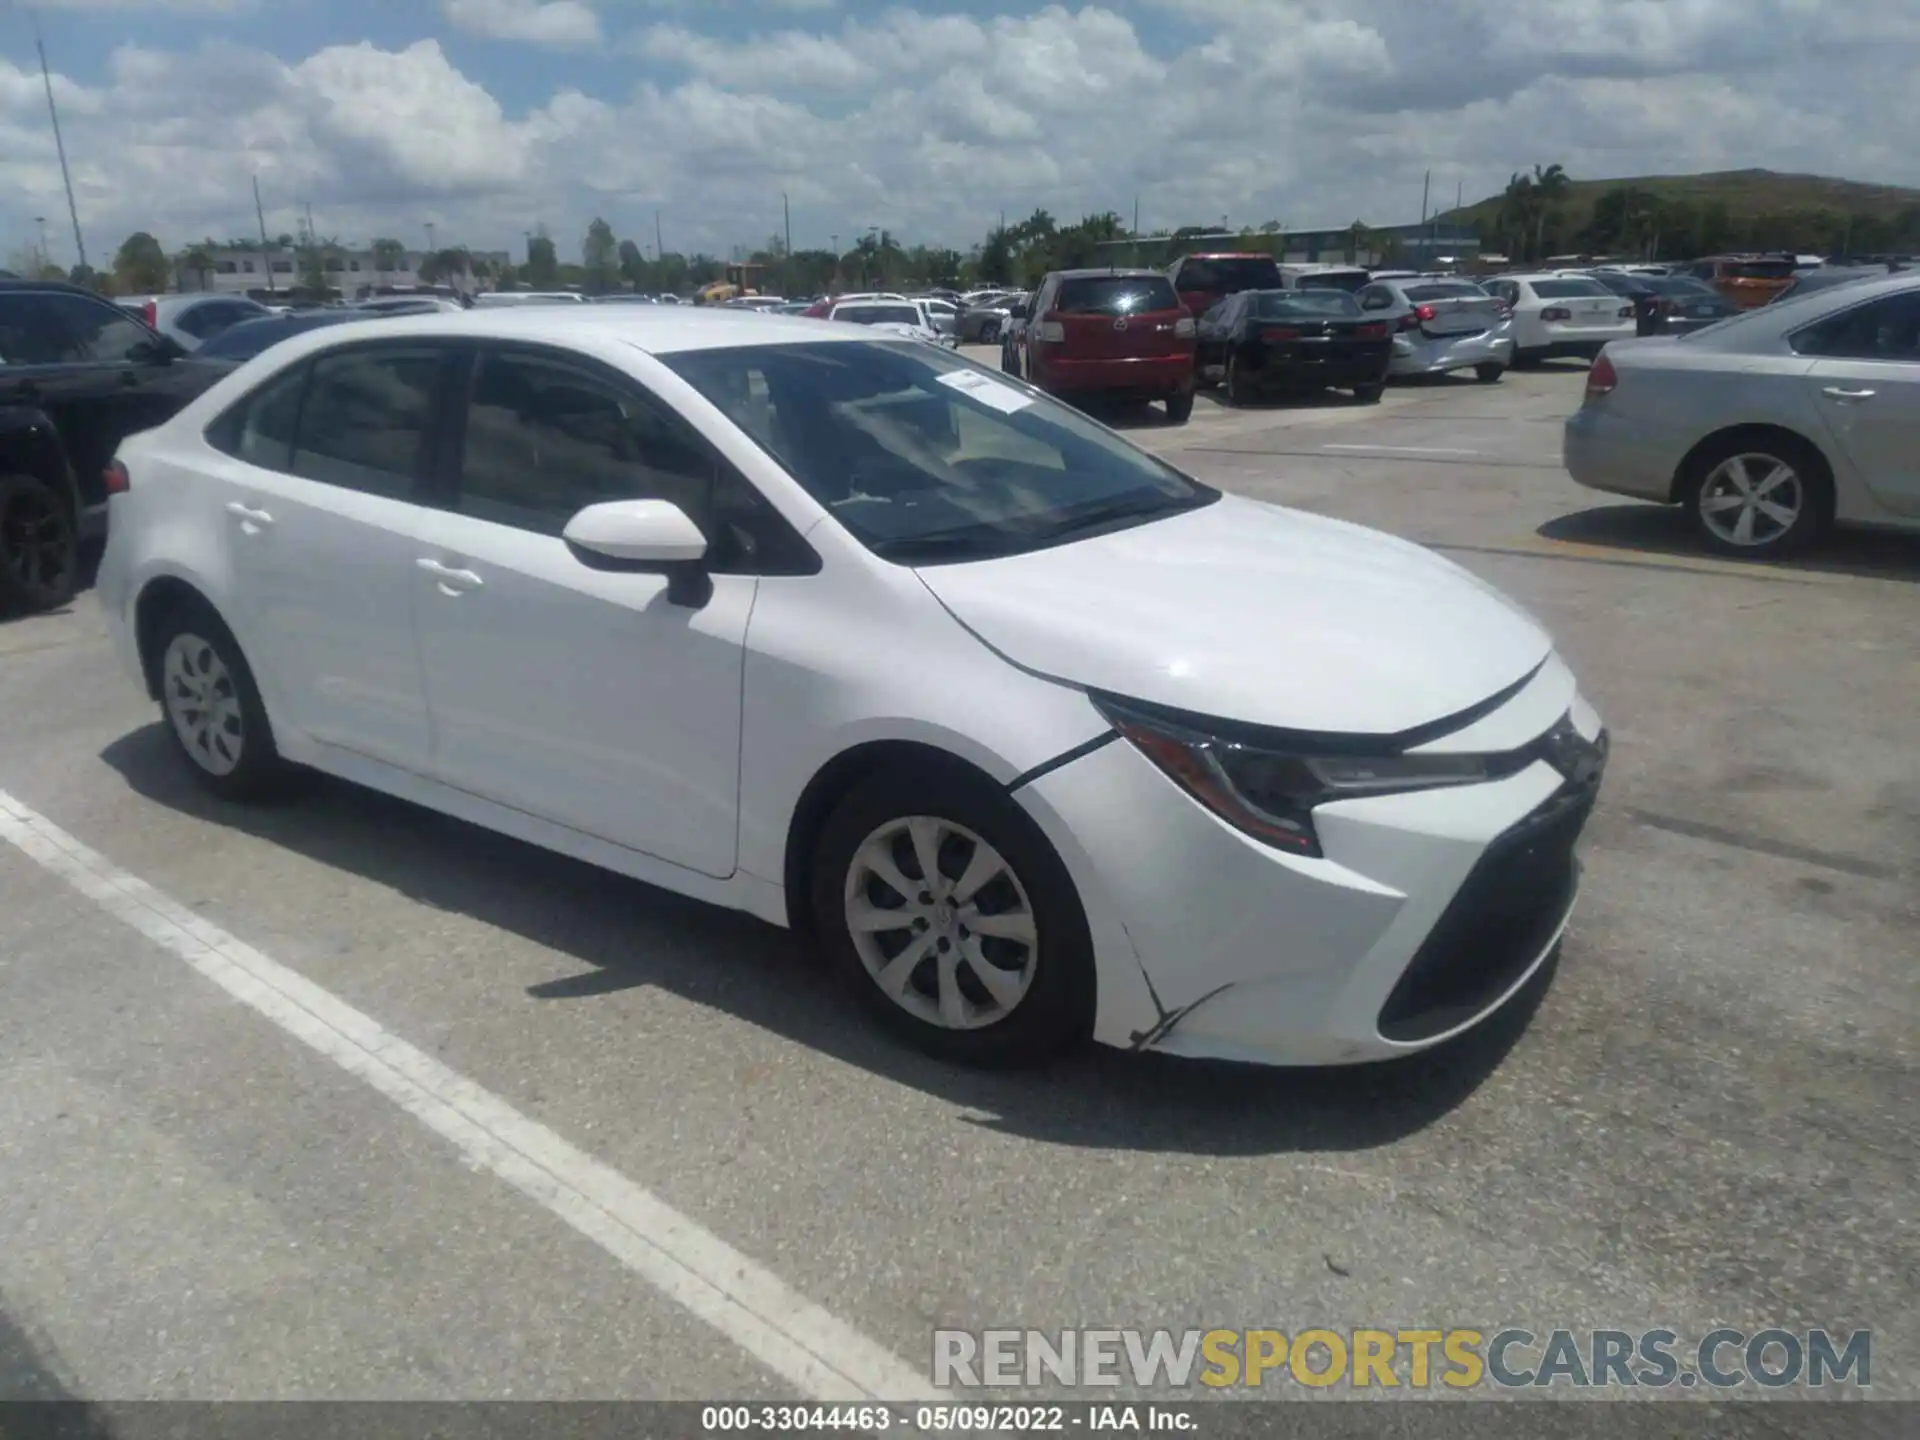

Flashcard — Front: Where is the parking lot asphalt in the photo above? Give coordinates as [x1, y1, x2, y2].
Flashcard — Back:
[1, 359, 1915, 1404]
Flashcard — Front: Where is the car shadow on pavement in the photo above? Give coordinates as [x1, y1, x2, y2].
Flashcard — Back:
[100, 724, 1545, 1158]
[0, 1291, 117, 1434]
[1540, 504, 1920, 584]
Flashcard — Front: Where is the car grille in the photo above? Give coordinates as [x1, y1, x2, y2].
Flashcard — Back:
[1377, 725, 1607, 1043]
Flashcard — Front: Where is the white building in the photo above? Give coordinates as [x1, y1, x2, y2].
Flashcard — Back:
[170, 244, 512, 298]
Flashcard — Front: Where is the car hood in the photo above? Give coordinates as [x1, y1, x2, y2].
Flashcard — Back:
[913, 494, 1552, 736]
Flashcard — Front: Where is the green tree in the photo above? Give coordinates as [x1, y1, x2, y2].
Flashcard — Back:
[1499, 172, 1537, 259]
[1345, 220, 1373, 265]
[179, 244, 216, 292]
[617, 238, 646, 290]
[582, 217, 620, 294]
[113, 232, 171, 294]
[370, 238, 407, 275]
[418, 247, 472, 286]
[1531, 163, 1572, 257]
[524, 228, 560, 287]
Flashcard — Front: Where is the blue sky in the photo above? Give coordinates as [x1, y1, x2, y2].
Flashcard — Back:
[2, 1, 1916, 271]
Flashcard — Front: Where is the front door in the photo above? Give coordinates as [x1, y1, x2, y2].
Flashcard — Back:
[413, 345, 751, 879]
[208, 343, 447, 770]
[1797, 289, 1920, 517]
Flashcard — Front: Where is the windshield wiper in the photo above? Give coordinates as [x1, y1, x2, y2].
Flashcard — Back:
[867, 530, 1025, 563]
[1029, 489, 1214, 543]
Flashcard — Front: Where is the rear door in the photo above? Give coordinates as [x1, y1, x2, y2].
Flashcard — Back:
[1793, 289, 1920, 516]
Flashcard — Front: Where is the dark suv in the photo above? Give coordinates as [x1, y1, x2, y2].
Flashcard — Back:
[1017, 269, 1196, 422]
[0, 280, 221, 614]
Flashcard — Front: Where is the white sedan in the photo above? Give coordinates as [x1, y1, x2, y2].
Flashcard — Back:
[1483, 274, 1636, 364]
[97, 307, 1607, 1068]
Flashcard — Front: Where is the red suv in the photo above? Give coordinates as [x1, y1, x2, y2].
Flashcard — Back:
[1168, 252, 1283, 320]
[1019, 269, 1197, 422]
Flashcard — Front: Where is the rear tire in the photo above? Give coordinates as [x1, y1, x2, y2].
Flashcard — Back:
[810, 763, 1095, 1067]
[150, 597, 294, 801]
[980, 319, 1001, 345]
[0, 472, 79, 616]
[1474, 362, 1505, 383]
[1353, 383, 1384, 404]
[1164, 389, 1194, 424]
[1225, 354, 1253, 407]
[1678, 433, 1832, 560]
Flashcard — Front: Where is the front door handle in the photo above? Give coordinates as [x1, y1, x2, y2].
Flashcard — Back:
[416, 557, 484, 593]
[1821, 386, 1876, 401]
[225, 501, 274, 528]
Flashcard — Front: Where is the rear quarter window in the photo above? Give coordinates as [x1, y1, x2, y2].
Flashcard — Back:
[1054, 277, 1181, 314]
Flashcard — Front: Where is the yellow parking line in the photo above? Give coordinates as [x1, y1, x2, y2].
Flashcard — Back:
[1438, 537, 1849, 585]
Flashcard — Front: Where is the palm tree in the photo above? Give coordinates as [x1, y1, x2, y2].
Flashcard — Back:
[1532, 163, 1572, 259]
[180, 245, 215, 292]
[1346, 220, 1373, 265]
[1499, 173, 1536, 260]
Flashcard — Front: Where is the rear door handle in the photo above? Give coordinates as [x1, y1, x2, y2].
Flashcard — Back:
[417, 557, 484, 593]
[225, 501, 273, 527]
[1821, 386, 1876, 401]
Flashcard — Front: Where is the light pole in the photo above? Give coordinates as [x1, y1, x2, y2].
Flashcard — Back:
[425, 221, 436, 254]
[35, 215, 48, 269]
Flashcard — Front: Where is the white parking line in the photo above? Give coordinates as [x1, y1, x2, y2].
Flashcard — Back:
[0, 788, 927, 1404]
[1320, 443, 1485, 456]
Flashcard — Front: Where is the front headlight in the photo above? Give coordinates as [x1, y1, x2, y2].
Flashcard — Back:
[1094, 694, 1490, 857]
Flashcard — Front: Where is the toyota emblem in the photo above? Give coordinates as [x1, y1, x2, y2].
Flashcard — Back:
[1113, 316, 1130, 331]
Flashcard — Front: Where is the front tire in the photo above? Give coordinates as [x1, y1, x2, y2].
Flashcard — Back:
[152, 599, 292, 801]
[810, 764, 1095, 1066]
[1353, 382, 1385, 404]
[1679, 434, 1831, 560]
[0, 472, 79, 616]
[1474, 362, 1505, 383]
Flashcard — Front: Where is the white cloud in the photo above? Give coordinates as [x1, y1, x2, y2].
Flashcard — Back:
[2, 1, 1917, 267]
[440, 0, 601, 48]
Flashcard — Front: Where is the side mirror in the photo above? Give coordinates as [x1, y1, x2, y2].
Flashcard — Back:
[563, 499, 711, 605]
[129, 334, 182, 365]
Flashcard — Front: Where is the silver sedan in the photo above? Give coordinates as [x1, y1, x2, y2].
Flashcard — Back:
[1564, 273, 1920, 558]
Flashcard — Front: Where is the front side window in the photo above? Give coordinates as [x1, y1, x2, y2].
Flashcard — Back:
[456, 350, 714, 534]
[663, 340, 1217, 563]
[291, 347, 443, 500]
[0, 291, 153, 365]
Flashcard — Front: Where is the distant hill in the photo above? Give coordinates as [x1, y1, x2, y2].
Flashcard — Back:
[1436, 169, 1920, 261]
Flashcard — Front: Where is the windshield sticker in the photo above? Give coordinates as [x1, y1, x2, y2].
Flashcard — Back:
[936, 368, 1033, 414]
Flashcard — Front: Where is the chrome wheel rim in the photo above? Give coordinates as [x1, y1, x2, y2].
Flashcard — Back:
[844, 816, 1037, 1030]
[162, 633, 244, 777]
[1699, 453, 1804, 548]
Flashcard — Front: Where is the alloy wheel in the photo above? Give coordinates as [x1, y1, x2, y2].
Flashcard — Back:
[1697, 453, 1804, 549]
[0, 488, 74, 595]
[162, 632, 245, 777]
[843, 815, 1038, 1030]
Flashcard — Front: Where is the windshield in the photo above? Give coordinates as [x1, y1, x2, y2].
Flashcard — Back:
[663, 340, 1216, 562]
[1529, 278, 1611, 299]
[1176, 257, 1281, 293]
[1055, 276, 1180, 315]
[1292, 270, 1370, 293]
[1254, 291, 1362, 318]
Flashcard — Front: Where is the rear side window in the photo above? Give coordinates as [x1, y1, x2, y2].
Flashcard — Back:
[1790, 292, 1920, 361]
[1404, 282, 1487, 301]
[1054, 276, 1180, 314]
[291, 347, 443, 500]
[0, 291, 152, 365]
[1529, 279, 1610, 299]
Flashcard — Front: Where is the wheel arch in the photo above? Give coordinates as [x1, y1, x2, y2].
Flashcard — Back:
[0, 412, 79, 518]
[781, 739, 1012, 937]
[133, 574, 229, 701]
[1670, 422, 1835, 510]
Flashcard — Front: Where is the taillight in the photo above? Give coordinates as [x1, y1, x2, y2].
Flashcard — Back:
[1261, 327, 1300, 341]
[1541, 306, 1572, 322]
[1356, 322, 1389, 339]
[1586, 353, 1617, 397]
[1616, 304, 1635, 319]
[142, 300, 157, 329]
[104, 460, 130, 496]
[1397, 312, 1421, 331]
[1413, 303, 1437, 322]
[1034, 318, 1066, 343]
[1173, 315, 1196, 339]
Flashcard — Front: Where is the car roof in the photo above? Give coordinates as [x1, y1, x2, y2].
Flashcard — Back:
[1048, 268, 1168, 279]
[226, 303, 887, 358]
[0, 277, 115, 299]
[1178, 253, 1274, 261]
